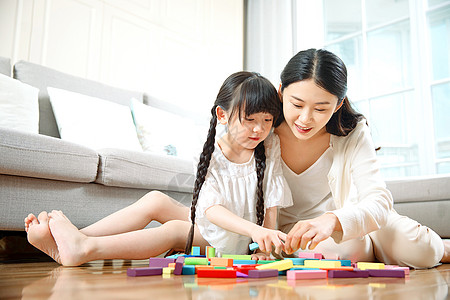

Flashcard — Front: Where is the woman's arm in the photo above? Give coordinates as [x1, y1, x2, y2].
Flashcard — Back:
[205, 205, 286, 254]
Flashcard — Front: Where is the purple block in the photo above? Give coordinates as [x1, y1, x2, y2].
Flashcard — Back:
[174, 256, 185, 275]
[127, 267, 163, 277]
[149, 257, 176, 268]
[236, 271, 249, 278]
[248, 269, 279, 278]
[328, 270, 369, 278]
[368, 269, 405, 278]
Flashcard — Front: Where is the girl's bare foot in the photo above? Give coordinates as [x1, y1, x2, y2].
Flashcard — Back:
[48, 210, 92, 267]
[24, 212, 61, 264]
[441, 240, 450, 263]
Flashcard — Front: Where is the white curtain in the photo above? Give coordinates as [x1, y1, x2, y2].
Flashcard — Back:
[245, 0, 296, 86]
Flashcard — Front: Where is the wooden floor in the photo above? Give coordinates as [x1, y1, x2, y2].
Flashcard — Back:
[0, 257, 449, 300]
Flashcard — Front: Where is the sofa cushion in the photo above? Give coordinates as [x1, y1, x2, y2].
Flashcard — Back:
[0, 56, 11, 76]
[0, 127, 99, 182]
[386, 175, 450, 203]
[13, 60, 145, 138]
[96, 148, 195, 193]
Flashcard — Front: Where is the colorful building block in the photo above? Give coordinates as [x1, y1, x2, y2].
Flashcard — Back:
[127, 267, 163, 277]
[210, 257, 233, 267]
[249, 242, 259, 251]
[191, 246, 201, 256]
[184, 257, 209, 265]
[236, 271, 249, 278]
[174, 256, 185, 275]
[181, 265, 196, 275]
[304, 260, 341, 269]
[197, 269, 237, 278]
[222, 254, 252, 260]
[322, 259, 352, 266]
[149, 258, 176, 268]
[163, 267, 174, 274]
[256, 259, 294, 271]
[248, 269, 279, 278]
[257, 260, 278, 264]
[356, 262, 385, 270]
[233, 260, 256, 265]
[285, 258, 309, 265]
[368, 269, 405, 278]
[328, 270, 369, 278]
[297, 252, 323, 259]
[286, 270, 327, 280]
[206, 246, 216, 258]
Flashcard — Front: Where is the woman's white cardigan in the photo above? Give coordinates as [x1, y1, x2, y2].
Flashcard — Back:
[328, 120, 393, 243]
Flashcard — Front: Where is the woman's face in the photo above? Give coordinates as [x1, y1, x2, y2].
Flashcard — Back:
[281, 79, 340, 140]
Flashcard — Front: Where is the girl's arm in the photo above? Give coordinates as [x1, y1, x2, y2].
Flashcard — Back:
[205, 205, 286, 255]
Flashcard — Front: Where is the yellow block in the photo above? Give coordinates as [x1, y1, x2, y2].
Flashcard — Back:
[256, 259, 293, 271]
[163, 267, 174, 274]
[356, 262, 385, 270]
[304, 260, 341, 269]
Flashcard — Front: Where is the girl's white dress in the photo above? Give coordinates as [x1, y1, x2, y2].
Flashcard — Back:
[195, 133, 293, 256]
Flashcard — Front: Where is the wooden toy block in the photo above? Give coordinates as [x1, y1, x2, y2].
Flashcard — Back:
[304, 260, 341, 269]
[184, 257, 209, 265]
[297, 252, 322, 259]
[249, 242, 259, 251]
[256, 259, 293, 271]
[328, 270, 369, 278]
[287, 270, 327, 280]
[174, 256, 185, 275]
[222, 254, 252, 260]
[236, 266, 258, 275]
[236, 271, 249, 278]
[356, 262, 385, 270]
[149, 258, 176, 268]
[322, 259, 352, 266]
[368, 269, 405, 278]
[233, 259, 256, 265]
[168, 263, 176, 268]
[386, 266, 409, 275]
[257, 260, 278, 264]
[163, 267, 174, 274]
[210, 257, 233, 267]
[181, 265, 196, 275]
[197, 269, 237, 278]
[127, 267, 163, 277]
[191, 246, 201, 256]
[195, 266, 215, 270]
[285, 258, 308, 265]
[290, 267, 321, 271]
[206, 246, 215, 258]
[248, 269, 279, 278]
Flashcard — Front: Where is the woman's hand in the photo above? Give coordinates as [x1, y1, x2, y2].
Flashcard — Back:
[250, 251, 271, 261]
[251, 227, 287, 255]
[284, 213, 342, 254]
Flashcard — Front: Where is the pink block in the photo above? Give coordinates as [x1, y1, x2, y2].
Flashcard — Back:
[297, 252, 322, 259]
[385, 265, 410, 275]
[287, 270, 327, 280]
[149, 257, 176, 268]
[127, 267, 163, 277]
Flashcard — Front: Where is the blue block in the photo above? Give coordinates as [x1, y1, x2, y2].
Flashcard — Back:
[233, 260, 257, 265]
[284, 258, 309, 265]
[249, 242, 259, 251]
[191, 246, 200, 256]
[182, 265, 196, 275]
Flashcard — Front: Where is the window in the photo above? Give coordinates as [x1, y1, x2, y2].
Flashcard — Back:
[321, 0, 450, 178]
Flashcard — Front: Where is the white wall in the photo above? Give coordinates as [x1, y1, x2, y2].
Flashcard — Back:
[0, 0, 244, 120]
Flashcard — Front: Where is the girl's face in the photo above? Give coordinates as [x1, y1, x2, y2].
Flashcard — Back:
[281, 79, 340, 141]
[219, 108, 274, 151]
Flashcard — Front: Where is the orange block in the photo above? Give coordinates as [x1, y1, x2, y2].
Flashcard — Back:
[210, 257, 233, 267]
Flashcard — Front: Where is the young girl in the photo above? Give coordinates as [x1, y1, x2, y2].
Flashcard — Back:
[272, 48, 449, 268]
[24, 71, 293, 266]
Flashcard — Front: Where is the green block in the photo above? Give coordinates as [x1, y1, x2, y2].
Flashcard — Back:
[257, 260, 280, 264]
[222, 254, 252, 260]
[184, 257, 209, 265]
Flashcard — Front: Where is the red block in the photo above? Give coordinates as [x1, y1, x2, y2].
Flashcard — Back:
[328, 270, 369, 278]
[248, 269, 279, 278]
[127, 267, 163, 277]
[368, 269, 405, 278]
[197, 269, 237, 278]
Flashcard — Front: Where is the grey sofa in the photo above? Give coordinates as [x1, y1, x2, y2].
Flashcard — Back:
[0, 56, 449, 240]
[0, 56, 195, 232]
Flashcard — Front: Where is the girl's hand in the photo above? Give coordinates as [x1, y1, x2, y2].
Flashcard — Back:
[250, 251, 271, 261]
[251, 227, 287, 255]
[285, 213, 342, 254]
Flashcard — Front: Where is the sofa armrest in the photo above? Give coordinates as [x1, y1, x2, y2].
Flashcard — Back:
[0, 127, 99, 182]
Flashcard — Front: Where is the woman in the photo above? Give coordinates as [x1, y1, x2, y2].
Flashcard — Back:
[272, 48, 449, 268]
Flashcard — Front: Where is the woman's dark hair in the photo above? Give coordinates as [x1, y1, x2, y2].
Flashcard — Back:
[184, 71, 280, 254]
[276, 48, 364, 136]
